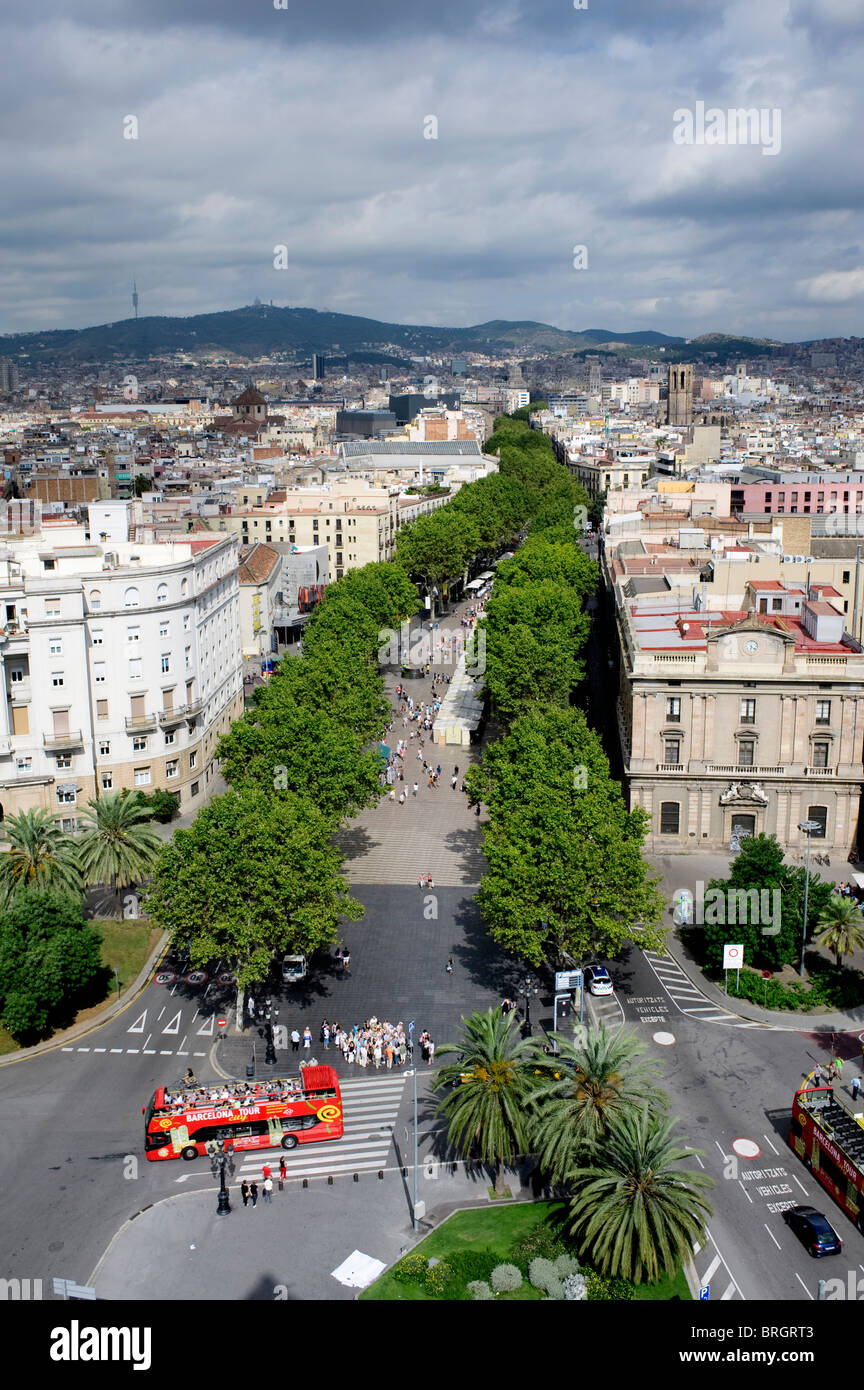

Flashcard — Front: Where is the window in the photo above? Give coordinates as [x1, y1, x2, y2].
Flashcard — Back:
[56, 788, 76, 804]
[43, 558, 56, 572]
[659, 802, 680, 835]
[59, 817, 76, 833]
[183, 613, 190, 631]
[45, 599, 60, 617]
[161, 654, 171, 674]
[666, 698, 681, 722]
[126, 625, 140, 642]
[189, 751, 197, 769]
[132, 736, 148, 752]
[134, 768, 152, 786]
[159, 621, 169, 638]
[91, 629, 103, 645]
[90, 589, 102, 611]
[181, 578, 189, 597]
[94, 662, 106, 686]
[99, 741, 110, 756]
[156, 584, 168, 604]
[664, 739, 680, 765]
[740, 699, 756, 724]
[96, 699, 109, 720]
[843, 571, 851, 584]
[164, 731, 175, 746]
[56, 754, 72, 769]
[190, 780, 199, 796]
[128, 658, 142, 679]
[738, 740, 755, 767]
[812, 742, 829, 768]
[51, 672, 64, 687]
[49, 638, 62, 656]
[815, 700, 831, 725]
[101, 773, 113, 790]
[16, 755, 31, 771]
[9, 668, 23, 684]
[166, 759, 178, 778]
[807, 806, 827, 838]
[185, 646, 191, 669]
[124, 586, 140, 608]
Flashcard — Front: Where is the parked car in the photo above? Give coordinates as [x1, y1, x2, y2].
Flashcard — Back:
[584, 965, 614, 996]
[281, 954, 307, 984]
[782, 1205, 843, 1258]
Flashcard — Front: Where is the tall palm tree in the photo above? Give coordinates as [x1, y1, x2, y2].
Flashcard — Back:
[0, 808, 83, 902]
[527, 1024, 666, 1183]
[815, 895, 864, 967]
[566, 1110, 714, 1284]
[77, 792, 163, 915]
[432, 1008, 537, 1196]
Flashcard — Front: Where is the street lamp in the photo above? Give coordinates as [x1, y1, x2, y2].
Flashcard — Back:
[517, 972, 540, 1038]
[799, 819, 822, 977]
[215, 1139, 234, 1216]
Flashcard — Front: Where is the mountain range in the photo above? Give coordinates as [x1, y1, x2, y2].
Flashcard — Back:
[0, 304, 785, 366]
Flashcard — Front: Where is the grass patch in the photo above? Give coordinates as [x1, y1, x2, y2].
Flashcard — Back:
[360, 1202, 689, 1302]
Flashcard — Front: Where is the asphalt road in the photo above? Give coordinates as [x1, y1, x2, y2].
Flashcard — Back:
[586, 943, 864, 1303]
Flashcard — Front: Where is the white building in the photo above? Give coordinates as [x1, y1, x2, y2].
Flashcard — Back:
[0, 532, 243, 826]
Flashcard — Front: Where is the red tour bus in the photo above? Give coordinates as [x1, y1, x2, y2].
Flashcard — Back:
[144, 1065, 343, 1162]
[789, 1085, 864, 1233]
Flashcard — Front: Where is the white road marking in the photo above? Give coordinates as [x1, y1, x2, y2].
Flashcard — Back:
[159, 1050, 173, 1055]
[127, 1048, 139, 1054]
[196, 1015, 215, 1036]
[793, 1174, 809, 1195]
[110, 1048, 123, 1053]
[157, 1006, 166, 1021]
[764, 1223, 782, 1250]
[177, 1036, 188, 1055]
[193, 1051, 206, 1057]
[763, 1133, 780, 1155]
[94, 1048, 106, 1053]
[738, 1180, 753, 1204]
[62, 1047, 74, 1052]
[77, 1047, 90, 1052]
[127, 1010, 147, 1034]
[694, 1153, 705, 1169]
[795, 1272, 814, 1300]
[162, 1010, 182, 1035]
[721, 1282, 737, 1301]
[701, 1254, 722, 1285]
[142, 1033, 152, 1050]
[143, 1050, 156, 1055]
[714, 1140, 728, 1159]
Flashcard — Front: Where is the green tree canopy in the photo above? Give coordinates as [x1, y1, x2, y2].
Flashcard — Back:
[146, 788, 363, 987]
[77, 791, 163, 912]
[0, 888, 102, 1040]
[815, 895, 864, 966]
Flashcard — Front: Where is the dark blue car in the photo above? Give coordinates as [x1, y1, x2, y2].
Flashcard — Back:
[782, 1205, 843, 1257]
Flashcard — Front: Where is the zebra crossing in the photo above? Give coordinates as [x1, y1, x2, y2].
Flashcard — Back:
[691, 1230, 745, 1302]
[234, 1072, 407, 1182]
[643, 951, 771, 1029]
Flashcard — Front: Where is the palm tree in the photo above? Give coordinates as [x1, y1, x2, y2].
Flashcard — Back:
[527, 1024, 666, 1183]
[432, 1008, 537, 1196]
[815, 895, 864, 967]
[566, 1110, 714, 1284]
[77, 792, 163, 915]
[0, 808, 83, 901]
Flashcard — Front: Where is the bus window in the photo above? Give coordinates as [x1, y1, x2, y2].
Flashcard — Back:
[281, 1115, 319, 1132]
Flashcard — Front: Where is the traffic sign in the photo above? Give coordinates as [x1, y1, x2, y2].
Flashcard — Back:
[761, 971, 771, 980]
[722, 944, 744, 970]
[217, 1017, 227, 1030]
[555, 970, 582, 991]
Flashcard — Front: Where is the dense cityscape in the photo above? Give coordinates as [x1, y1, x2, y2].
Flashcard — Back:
[2, 0, 863, 1369]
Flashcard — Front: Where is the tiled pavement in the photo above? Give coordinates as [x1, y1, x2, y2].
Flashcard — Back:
[335, 608, 489, 888]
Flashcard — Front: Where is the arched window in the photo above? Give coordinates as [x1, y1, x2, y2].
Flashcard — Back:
[124, 586, 140, 609]
[659, 802, 680, 835]
[90, 589, 102, 611]
[156, 583, 168, 604]
[181, 578, 189, 597]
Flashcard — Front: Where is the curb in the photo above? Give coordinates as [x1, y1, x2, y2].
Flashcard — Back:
[0, 928, 171, 1067]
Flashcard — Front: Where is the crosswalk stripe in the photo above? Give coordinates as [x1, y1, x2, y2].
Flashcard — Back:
[701, 1254, 722, 1286]
[721, 1282, 737, 1300]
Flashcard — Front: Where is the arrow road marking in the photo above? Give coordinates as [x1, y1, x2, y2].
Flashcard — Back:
[127, 1010, 147, 1034]
[162, 1010, 182, 1035]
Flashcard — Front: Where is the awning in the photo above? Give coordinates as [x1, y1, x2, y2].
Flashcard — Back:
[465, 578, 483, 591]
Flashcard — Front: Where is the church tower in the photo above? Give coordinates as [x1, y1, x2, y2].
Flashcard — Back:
[667, 364, 694, 427]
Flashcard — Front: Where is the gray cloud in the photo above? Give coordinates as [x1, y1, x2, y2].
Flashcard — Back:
[0, 0, 860, 340]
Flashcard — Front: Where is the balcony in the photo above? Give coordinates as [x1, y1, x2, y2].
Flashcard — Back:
[656, 762, 685, 772]
[43, 729, 84, 751]
[125, 713, 158, 733]
[804, 766, 835, 777]
[0, 737, 11, 757]
[706, 764, 786, 776]
[157, 705, 187, 729]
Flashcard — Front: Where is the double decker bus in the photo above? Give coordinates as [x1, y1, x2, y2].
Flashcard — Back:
[144, 1065, 343, 1162]
[789, 1085, 864, 1233]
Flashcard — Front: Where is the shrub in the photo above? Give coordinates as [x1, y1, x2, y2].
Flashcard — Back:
[393, 1253, 428, 1284]
[584, 1268, 635, 1301]
[553, 1254, 581, 1278]
[513, 1221, 567, 1264]
[444, 1250, 499, 1285]
[490, 1263, 523, 1294]
[467, 1280, 494, 1301]
[528, 1258, 563, 1297]
[424, 1261, 454, 1296]
[563, 1273, 588, 1301]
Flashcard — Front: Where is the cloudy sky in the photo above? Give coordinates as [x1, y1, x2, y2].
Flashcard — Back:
[1, 0, 862, 341]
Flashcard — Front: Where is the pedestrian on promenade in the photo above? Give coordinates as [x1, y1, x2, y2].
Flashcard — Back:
[413, 782, 419, 797]
[303, 1026, 312, 1050]
[250, 1181, 259, 1208]
[398, 791, 405, 806]
[450, 774, 457, 789]
[426, 1037, 435, 1065]
[279, 1157, 287, 1189]
[852, 1076, 861, 1103]
[321, 1021, 330, 1049]
[835, 1058, 844, 1082]
[342, 950, 350, 974]
[241, 1181, 250, 1207]
[453, 766, 459, 777]
[262, 1163, 272, 1182]
[290, 1028, 300, 1051]
[446, 957, 454, 974]
[262, 1177, 274, 1203]
[813, 1064, 823, 1087]
[389, 788, 396, 801]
